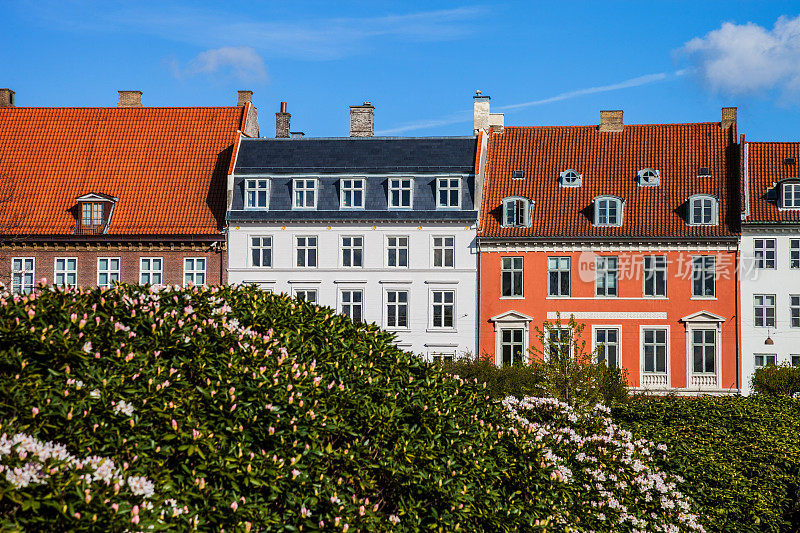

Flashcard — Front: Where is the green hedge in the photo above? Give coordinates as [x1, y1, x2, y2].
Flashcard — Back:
[613, 396, 800, 533]
[752, 364, 800, 397]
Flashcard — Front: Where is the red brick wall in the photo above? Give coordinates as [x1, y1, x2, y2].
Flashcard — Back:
[0, 244, 227, 288]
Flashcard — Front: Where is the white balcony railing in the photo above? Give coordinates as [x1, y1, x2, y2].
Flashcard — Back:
[690, 374, 718, 389]
[641, 373, 668, 388]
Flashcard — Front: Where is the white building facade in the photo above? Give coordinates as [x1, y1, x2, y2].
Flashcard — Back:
[226, 125, 481, 360]
[740, 141, 800, 393]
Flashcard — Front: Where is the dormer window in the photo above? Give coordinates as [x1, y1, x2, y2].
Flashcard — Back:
[245, 178, 270, 209]
[559, 169, 582, 188]
[698, 167, 711, 177]
[782, 182, 800, 209]
[436, 177, 461, 209]
[501, 197, 531, 227]
[388, 177, 413, 209]
[637, 168, 660, 186]
[74, 193, 117, 235]
[513, 170, 524, 180]
[293, 178, 317, 209]
[688, 195, 719, 225]
[593, 196, 623, 226]
[340, 178, 365, 209]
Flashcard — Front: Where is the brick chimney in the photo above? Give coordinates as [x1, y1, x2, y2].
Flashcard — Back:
[0, 89, 15, 107]
[473, 90, 490, 134]
[118, 91, 142, 108]
[721, 106, 737, 129]
[599, 110, 623, 132]
[350, 102, 374, 137]
[276, 102, 290, 138]
[238, 90, 253, 106]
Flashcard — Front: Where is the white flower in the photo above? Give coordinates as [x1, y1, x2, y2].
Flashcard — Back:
[82, 341, 93, 353]
[128, 475, 155, 499]
[113, 400, 134, 417]
[89, 389, 100, 399]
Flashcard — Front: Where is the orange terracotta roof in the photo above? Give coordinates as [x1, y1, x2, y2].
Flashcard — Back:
[0, 105, 248, 236]
[743, 141, 800, 224]
[479, 121, 739, 239]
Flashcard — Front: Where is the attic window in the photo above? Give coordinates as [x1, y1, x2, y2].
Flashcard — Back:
[74, 193, 117, 235]
[785, 157, 796, 166]
[593, 196, 624, 226]
[559, 169, 582, 188]
[638, 168, 660, 186]
[782, 182, 800, 209]
[501, 197, 531, 227]
[513, 170, 524, 180]
[698, 167, 711, 177]
[688, 195, 719, 225]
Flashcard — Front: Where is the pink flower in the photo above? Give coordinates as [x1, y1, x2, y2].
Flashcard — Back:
[111, 503, 119, 512]
[292, 469, 300, 478]
[31, 407, 39, 417]
[230, 501, 238, 511]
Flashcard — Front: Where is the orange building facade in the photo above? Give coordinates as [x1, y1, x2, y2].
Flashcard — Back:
[476, 104, 741, 394]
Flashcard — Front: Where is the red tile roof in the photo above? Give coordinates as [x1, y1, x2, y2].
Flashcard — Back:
[742, 141, 800, 224]
[479, 121, 739, 239]
[0, 105, 250, 237]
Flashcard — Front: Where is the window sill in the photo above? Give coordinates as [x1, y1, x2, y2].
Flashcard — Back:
[690, 296, 717, 300]
[386, 327, 411, 332]
[546, 295, 571, 299]
[426, 328, 457, 334]
[641, 296, 669, 299]
[500, 296, 525, 300]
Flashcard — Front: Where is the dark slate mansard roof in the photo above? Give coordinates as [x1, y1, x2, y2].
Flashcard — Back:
[228, 136, 479, 222]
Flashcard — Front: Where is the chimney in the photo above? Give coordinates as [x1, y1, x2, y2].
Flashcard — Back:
[0, 89, 15, 107]
[350, 102, 374, 137]
[473, 90, 490, 134]
[290, 131, 305, 139]
[721, 106, 737, 129]
[276, 102, 291, 138]
[238, 90, 253, 107]
[599, 110, 623, 132]
[117, 91, 142, 108]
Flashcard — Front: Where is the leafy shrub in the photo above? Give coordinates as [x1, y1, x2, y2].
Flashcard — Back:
[613, 396, 800, 533]
[439, 356, 545, 400]
[751, 364, 800, 397]
[0, 283, 575, 531]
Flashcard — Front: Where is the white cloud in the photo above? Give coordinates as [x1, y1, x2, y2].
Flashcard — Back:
[679, 15, 800, 96]
[173, 47, 267, 82]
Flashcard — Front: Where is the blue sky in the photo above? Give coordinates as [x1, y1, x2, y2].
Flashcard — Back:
[4, 1, 800, 140]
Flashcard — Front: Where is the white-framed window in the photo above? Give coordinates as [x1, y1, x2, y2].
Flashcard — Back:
[183, 258, 206, 286]
[293, 178, 317, 209]
[341, 236, 364, 268]
[97, 257, 120, 288]
[688, 195, 718, 225]
[81, 202, 104, 226]
[500, 328, 525, 366]
[548, 257, 570, 297]
[430, 290, 455, 329]
[430, 350, 456, 364]
[501, 256, 524, 297]
[501, 197, 531, 228]
[436, 177, 461, 208]
[637, 168, 660, 186]
[643, 255, 667, 297]
[595, 256, 618, 297]
[595, 327, 620, 368]
[792, 355, 800, 367]
[791, 295, 800, 328]
[54, 257, 77, 287]
[340, 178, 365, 209]
[385, 290, 409, 328]
[691, 256, 716, 298]
[559, 169, 582, 188]
[250, 236, 272, 268]
[340, 289, 363, 322]
[593, 196, 623, 226]
[642, 328, 668, 374]
[754, 294, 776, 327]
[791, 239, 800, 269]
[691, 329, 716, 374]
[547, 328, 572, 357]
[754, 239, 776, 269]
[388, 177, 413, 209]
[245, 178, 270, 209]
[139, 257, 162, 285]
[754, 353, 777, 369]
[294, 289, 317, 303]
[432, 236, 455, 268]
[295, 236, 318, 268]
[11, 257, 34, 293]
[782, 182, 800, 209]
[386, 236, 409, 268]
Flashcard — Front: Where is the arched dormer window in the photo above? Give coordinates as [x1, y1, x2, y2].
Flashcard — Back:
[559, 169, 582, 188]
[501, 196, 531, 227]
[688, 195, 719, 225]
[637, 168, 660, 187]
[781, 180, 800, 209]
[593, 195, 623, 226]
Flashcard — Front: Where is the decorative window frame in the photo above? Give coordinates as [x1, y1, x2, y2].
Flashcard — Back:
[681, 311, 725, 389]
[490, 310, 533, 367]
[687, 194, 719, 226]
[500, 196, 532, 228]
[639, 325, 671, 389]
[340, 178, 366, 209]
[436, 176, 462, 209]
[593, 195, 624, 227]
[244, 177, 271, 210]
[559, 169, 583, 188]
[292, 178, 318, 210]
[637, 168, 661, 187]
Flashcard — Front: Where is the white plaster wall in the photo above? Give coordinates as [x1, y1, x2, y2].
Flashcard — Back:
[227, 222, 477, 359]
[740, 231, 800, 394]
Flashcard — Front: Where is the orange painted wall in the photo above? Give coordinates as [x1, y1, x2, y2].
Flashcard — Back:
[478, 249, 739, 390]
